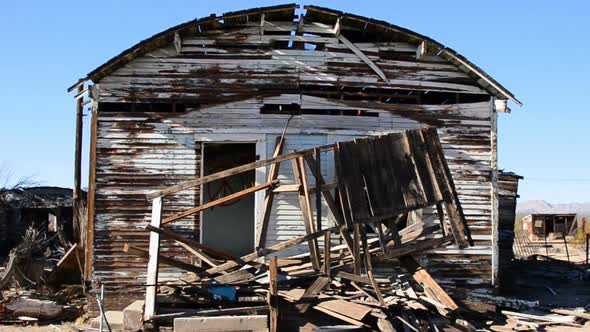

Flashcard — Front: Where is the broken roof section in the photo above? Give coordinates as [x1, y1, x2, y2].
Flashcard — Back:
[68, 3, 521, 106]
[0, 186, 76, 209]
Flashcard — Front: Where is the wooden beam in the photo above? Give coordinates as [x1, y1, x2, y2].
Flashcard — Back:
[273, 184, 300, 193]
[338, 35, 388, 82]
[367, 270, 385, 306]
[162, 179, 278, 224]
[144, 197, 162, 321]
[144, 224, 236, 261]
[148, 144, 334, 199]
[256, 135, 286, 249]
[269, 256, 279, 332]
[399, 256, 458, 311]
[323, 231, 331, 276]
[303, 155, 354, 251]
[292, 157, 321, 270]
[205, 225, 343, 276]
[123, 243, 203, 274]
[296, 276, 330, 313]
[416, 40, 426, 60]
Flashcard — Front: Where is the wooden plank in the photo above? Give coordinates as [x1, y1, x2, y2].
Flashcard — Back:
[420, 127, 472, 247]
[323, 231, 331, 276]
[148, 144, 334, 199]
[336, 271, 370, 285]
[399, 256, 458, 311]
[296, 276, 331, 313]
[269, 256, 278, 332]
[123, 243, 204, 274]
[256, 135, 286, 248]
[144, 224, 236, 261]
[273, 184, 300, 193]
[338, 35, 388, 82]
[205, 225, 343, 275]
[303, 154, 354, 251]
[352, 223, 361, 275]
[144, 197, 162, 321]
[292, 157, 321, 271]
[315, 148, 322, 232]
[174, 240, 219, 269]
[314, 306, 368, 327]
[162, 179, 278, 224]
[367, 270, 386, 306]
[316, 299, 373, 321]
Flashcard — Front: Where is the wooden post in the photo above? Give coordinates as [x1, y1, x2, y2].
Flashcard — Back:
[269, 256, 278, 332]
[323, 230, 331, 276]
[144, 197, 163, 321]
[72, 84, 84, 244]
[353, 223, 361, 275]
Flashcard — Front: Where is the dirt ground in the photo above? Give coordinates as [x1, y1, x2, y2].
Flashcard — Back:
[0, 323, 83, 332]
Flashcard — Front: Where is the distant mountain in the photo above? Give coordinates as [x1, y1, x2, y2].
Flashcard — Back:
[517, 200, 590, 215]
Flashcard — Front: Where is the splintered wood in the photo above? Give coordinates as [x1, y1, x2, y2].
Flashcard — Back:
[130, 128, 475, 331]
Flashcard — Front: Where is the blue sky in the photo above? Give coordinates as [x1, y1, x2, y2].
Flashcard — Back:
[0, 1, 588, 203]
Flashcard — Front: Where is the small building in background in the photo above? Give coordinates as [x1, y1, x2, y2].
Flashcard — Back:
[522, 213, 577, 242]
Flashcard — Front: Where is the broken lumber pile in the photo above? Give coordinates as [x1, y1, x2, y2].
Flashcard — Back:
[129, 128, 479, 331]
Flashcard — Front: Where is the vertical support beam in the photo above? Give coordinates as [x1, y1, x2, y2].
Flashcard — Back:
[352, 223, 361, 275]
[315, 148, 322, 232]
[85, 104, 98, 285]
[491, 98, 499, 286]
[72, 84, 84, 244]
[144, 197, 163, 322]
[323, 230, 331, 276]
[269, 256, 278, 332]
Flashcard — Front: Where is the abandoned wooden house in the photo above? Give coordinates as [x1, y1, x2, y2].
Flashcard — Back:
[521, 213, 577, 242]
[68, 4, 521, 311]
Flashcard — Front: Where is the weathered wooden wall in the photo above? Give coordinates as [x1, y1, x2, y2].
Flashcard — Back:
[82, 4, 513, 310]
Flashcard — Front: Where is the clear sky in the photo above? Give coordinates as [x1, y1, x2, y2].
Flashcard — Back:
[0, 1, 588, 203]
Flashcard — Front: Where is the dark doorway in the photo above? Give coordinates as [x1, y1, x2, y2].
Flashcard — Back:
[201, 143, 256, 256]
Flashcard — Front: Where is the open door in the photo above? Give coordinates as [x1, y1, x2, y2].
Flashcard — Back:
[201, 143, 256, 256]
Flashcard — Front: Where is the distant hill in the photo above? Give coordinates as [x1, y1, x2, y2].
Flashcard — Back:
[517, 200, 590, 215]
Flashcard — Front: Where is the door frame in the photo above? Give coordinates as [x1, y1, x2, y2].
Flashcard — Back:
[195, 133, 267, 253]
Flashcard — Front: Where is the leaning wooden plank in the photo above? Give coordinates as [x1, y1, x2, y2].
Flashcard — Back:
[421, 128, 472, 247]
[269, 256, 279, 332]
[162, 179, 279, 224]
[367, 270, 386, 306]
[338, 35, 388, 82]
[256, 135, 286, 249]
[375, 236, 453, 262]
[144, 197, 162, 321]
[148, 144, 335, 199]
[398, 255, 458, 311]
[174, 240, 220, 269]
[296, 276, 331, 313]
[205, 225, 343, 275]
[304, 154, 354, 251]
[144, 224, 236, 261]
[292, 157, 321, 270]
[123, 243, 204, 274]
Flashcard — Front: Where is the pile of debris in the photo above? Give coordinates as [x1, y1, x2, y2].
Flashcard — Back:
[0, 226, 85, 325]
[129, 128, 485, 331]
